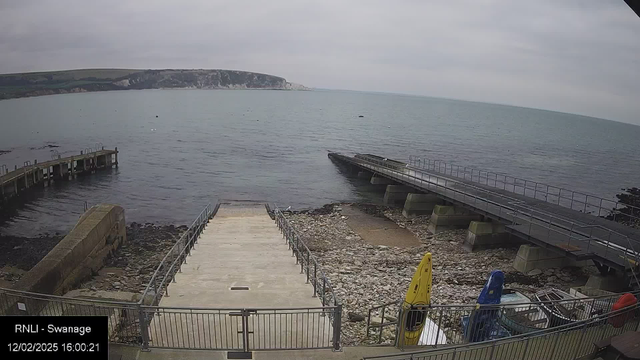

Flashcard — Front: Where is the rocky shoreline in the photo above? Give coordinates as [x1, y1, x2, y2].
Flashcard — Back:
[78, 223, 187, 294]
[284, 203, 596, 345]
[0, 223, 185, 293]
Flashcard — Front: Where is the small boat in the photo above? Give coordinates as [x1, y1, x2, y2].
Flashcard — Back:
[401, 253, 433, 346]
[418, 317, 447, 345]
[499, 289, 549, 334]
[463, 270, 511, 342]
[534, 288, 585, 327]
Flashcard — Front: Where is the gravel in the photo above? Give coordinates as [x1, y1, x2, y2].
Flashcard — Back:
[285, 203, 595, 345]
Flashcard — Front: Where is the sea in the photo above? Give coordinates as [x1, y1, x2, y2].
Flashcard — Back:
[1, 89, 639, 237]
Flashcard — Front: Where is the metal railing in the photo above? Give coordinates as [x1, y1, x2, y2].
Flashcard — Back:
[273, 205, 341, 309]
[141, 305, 339, 351]
[342, 154, 640, 272]
[408, 156, 640, 224]
[140, 203, 219, 306]
[0, 287, 143, 345]
[273, 205, 343, 351]
[367, 289, 640, 348]
[363, 302, 640, 360]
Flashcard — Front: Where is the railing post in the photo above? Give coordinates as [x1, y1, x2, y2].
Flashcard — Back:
[598, 198, 604, 217]
[333, 304, 342, 351]
[573, 321, 588, 359]
[313, 263, 317, 297]
[306, 249, 310, 282]
[138, 305, 150, 351]
[322, 278, 326, 306]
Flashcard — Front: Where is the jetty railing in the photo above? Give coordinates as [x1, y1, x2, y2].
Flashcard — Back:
[408, 155, 640, 224]
[363, 302, 640, 360]
[348, 155, 640, 271]
[140, 203, 219, 306]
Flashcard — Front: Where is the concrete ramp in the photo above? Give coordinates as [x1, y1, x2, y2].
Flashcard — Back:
[148, 202, 333, 350]
[159, 202, 319, 308]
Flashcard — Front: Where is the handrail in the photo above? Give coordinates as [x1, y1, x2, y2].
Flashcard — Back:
[342, 154, 640, 269]
[408, 155, 640, 223]
[273, 205, 340, 307]
[140, 202, 218, 305]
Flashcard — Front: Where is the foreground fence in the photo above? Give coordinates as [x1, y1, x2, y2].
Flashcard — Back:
[368, 290, 640, 348]
[364, 303, 640, 360]
[143, 306, 338, 351]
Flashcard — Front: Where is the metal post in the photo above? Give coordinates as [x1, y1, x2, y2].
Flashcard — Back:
[138, 306, 150, 351]
[598, 198, 603, 217]
[306, 249, 310, 283]
[333, 304, 342, 351]
[313, 263, 317, 297]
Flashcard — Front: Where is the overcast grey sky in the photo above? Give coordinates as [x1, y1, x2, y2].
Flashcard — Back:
[1, 0, 639, 124]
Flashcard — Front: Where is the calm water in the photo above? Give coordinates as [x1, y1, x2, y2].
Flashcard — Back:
[1, 89, 639, 236]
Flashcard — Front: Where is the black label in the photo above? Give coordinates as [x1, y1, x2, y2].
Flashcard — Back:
[1, 316, 108, 359]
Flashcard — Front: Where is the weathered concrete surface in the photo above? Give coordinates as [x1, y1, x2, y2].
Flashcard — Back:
[357, 171, 371, 179]
[382, 185, 412, 206]
[135, 345, 401, 360]
[342, 205, 420, 248]
[151, 203, 330, 349]
[585, 274, 626, 293]
[463, 221, 519, 252]
[513, 244, 588, 273]
[402, 193, 442, 218]
[370, 175, 395, 185]
[428, 205, 482, 233]
[13, 204, 126, 296]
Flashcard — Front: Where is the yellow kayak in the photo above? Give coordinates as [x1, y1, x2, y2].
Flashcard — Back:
[402, 252, 432, 346]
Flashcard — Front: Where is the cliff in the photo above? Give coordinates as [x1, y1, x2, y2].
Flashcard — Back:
[0, 68, 310, 100]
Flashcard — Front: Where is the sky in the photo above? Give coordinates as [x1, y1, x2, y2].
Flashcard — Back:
[1, 0, 639, 124]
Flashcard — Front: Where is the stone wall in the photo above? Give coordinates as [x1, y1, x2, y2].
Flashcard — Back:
[12, 204, 126, 296]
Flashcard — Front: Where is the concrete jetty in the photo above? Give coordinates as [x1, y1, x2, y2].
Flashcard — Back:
[329, 152, 640, 290]
[0, 147, 118, 204]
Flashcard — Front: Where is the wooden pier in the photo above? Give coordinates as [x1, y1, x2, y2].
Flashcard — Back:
[0, 147, 118, 204]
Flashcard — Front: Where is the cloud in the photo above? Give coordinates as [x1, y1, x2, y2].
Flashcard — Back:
[1, 0, 639, 124]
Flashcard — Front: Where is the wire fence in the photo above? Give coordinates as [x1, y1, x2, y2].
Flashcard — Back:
[363, 302, 640, 360]
[408, 156, 640, 224]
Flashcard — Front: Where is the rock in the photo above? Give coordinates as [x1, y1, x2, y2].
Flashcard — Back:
[370, 316, 383, 325]
[547, 276, 557, 283]
[528, 269, 543, 276]
[348, 312, 366, 322]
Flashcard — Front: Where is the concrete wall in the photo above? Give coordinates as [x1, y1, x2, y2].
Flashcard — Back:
[403, 193, 442, 217]
[13, 204, 126, 296]
[513, 244, 588, 273]
[428, 205, 482, 233]
[463, 221, 522, 252]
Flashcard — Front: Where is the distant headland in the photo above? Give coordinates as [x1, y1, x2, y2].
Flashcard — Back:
[0, 68, 310, 100]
